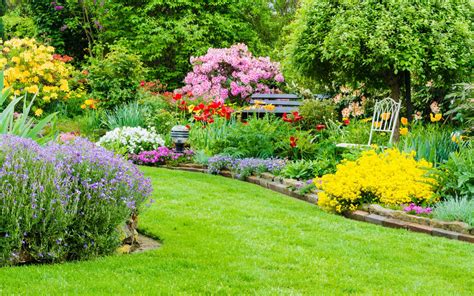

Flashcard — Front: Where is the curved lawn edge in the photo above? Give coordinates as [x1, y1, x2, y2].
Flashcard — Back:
[0, 167, 472, 295]
[161, 165, 474, 244]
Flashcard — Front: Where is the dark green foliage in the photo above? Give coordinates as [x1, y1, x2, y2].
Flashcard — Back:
[97, 0, 275, 88]
[85, 44, 145, 109]
[25, 1, 90, 59]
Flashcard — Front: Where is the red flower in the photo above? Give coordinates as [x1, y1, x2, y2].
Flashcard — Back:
[209, 101, 221, 109]
[343, 118, 350, 126]
[292, 111, 303, 122]
[185, 125, 191, 130]
[316, 124, 326, 131]
[282, 112, 303, 123]
[140, 81, 145, 87]
[282, 113, 292, 122]
[173, 93, 183, 101]
[290, 137, 298, 148]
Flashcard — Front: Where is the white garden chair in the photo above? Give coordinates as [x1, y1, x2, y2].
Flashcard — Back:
[336, 97, 401, 149]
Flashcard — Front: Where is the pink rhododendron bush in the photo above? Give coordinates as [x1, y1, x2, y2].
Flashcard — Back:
[179, 43, 284, 104]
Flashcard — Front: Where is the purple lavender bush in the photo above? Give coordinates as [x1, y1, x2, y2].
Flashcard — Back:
[0, 135, 152, 266]
[207, 155, 286, 179]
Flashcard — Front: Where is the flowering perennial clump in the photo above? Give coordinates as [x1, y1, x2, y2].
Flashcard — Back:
[0, 135, 152, 266]
[207, 155, 286, 179]
[316, 149, 437, 213]
[131, 147, 194, 165]
[179, 43, 284, 103]
[404, 203, 433, 215]
[0, 38, 84, 109]
[97, 126, 165, 155]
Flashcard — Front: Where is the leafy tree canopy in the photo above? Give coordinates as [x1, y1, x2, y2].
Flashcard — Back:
[288, 0, 473, 100]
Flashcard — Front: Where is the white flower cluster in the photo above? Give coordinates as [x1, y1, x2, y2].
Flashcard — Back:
[97, 126, 165, 154]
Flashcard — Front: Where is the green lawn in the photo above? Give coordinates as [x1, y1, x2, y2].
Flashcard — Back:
[0, 168, 473, 295]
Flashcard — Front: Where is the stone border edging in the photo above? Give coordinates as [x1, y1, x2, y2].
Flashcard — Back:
[362, 204, 473, 235]
[163, 165, 474, 244]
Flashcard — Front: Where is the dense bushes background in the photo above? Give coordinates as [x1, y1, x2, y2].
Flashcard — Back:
[15, 0, 294, 89]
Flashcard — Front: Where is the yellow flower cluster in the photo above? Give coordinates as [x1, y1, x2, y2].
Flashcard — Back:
[244, 100, 276, 111]
[0, 38, 84, 108]
[316, 149, 437, 213]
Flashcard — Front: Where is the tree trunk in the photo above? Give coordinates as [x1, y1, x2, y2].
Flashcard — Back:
[404, 71, 413, 121]
[386, 72, 403, 142]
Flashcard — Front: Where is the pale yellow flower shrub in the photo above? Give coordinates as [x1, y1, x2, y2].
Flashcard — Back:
[316, 149, 437, 213]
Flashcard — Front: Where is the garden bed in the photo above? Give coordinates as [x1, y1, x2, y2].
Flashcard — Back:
[165, 164, 474, 244]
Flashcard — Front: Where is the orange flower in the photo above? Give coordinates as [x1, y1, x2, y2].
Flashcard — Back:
[401, 117, 408, 126]
[380, 112, 391, 121]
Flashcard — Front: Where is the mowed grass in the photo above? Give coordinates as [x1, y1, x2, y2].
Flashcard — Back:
[0, 168, 473, 295]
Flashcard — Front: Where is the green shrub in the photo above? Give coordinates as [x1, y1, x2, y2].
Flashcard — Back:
[2, 13, 37, 39]
[218, 115, 291, 158]
[139, 94, 177, 142]
[85, 44, 145, 109]
[76, 110, 105, 141]
[299, 99, 337, 129]
[431, 147, 473, 200]
[433, 197, 474, 227]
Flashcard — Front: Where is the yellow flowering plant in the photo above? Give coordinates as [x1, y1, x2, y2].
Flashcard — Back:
[0, 38, 85, 110]
[316, 148, 437, 213]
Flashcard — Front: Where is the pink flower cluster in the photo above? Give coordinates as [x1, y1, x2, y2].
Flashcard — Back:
[179, 43, 284, 103]
[130, 147, 193, 165]
[403, 203, 432, 215]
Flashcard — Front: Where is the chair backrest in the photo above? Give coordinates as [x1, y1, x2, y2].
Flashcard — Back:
[368, 97, 401, 145]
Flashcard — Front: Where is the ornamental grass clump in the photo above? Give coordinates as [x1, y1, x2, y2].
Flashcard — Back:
[316, 149, 437, 213]
[0, 135, 152, 266]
